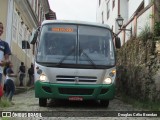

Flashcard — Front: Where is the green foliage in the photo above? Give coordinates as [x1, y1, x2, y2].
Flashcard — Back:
[138, 25, 152, 45]
[121, 94, 160, 111]
[149, 14, 154, 18]
[154, 22, 160, 37]
[1, 118, 10, 120]
[0, 97, 11, 108]
[153, 0, 160, 37]
[151, 0, 154, 3]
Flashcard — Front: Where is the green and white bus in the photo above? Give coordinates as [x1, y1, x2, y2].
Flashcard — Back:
[31, 20, 121, 107]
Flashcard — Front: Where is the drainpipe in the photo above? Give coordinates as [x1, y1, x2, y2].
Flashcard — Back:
[6, 0, 14, 46]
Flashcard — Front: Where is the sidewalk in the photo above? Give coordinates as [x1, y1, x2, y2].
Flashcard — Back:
[15, 86, 34, 94]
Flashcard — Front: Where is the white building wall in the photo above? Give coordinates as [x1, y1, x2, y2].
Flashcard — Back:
[97, 0, 129, 33]
[97, 0, 152, 34]
[6, 0, 14, 46]
[137, 6, 153, 36]
[128, 0, 151, 19]
[128, 0, 143, 18]
[96, 0, 154, 47]
[120, 0, 128, 23]
[125, 22, 132, 42]
[96, 0, 105, 23]
[105, 0, 119, 33]
[145, 0, 152, 7]
[97, 0, 119, 33]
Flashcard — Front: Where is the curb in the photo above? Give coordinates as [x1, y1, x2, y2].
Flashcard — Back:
[15, 86, 34, 94]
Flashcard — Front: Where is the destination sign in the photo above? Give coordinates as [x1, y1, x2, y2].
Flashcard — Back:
[52, 28, 73, 32]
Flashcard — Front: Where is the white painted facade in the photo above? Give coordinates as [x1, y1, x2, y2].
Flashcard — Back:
[0, 0, 55, 86]
[96, 0, 152, 35]
[6, 0, 14, 46]
[5, 0, 50, 67]
[97, 0, 129, 33]
[128, 0, 151, 18]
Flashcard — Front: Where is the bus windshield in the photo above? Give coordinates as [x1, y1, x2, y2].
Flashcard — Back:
[36, 24, 115, 68]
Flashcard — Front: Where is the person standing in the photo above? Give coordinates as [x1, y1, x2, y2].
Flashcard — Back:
[27, 64, 34, 86]
[19, 62, 25, 86]
[3, 61, 10, 93]
[4, 61, 17, 103]
[0, 22, 11, 99]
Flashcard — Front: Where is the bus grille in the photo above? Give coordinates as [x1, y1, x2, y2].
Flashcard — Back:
[56, 75, 97, 84]
[58, 88, 94, 95]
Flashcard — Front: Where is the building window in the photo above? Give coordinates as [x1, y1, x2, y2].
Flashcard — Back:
[35, 0, 37, 13]
[102, 12, 104, 24]
[107, 0, 110, 19]
[99, 0, 101, 6]
[33, 0, 36, 12]
[26, 30, 30, 56]
[18, 21, 23, 47]
[112, 0, 115, 9]
[38, 4, 41, 22]
[12, 10, 18, 42]
[24, 27, 28, 41]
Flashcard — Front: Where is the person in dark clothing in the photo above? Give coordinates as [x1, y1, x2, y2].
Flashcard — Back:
[3, 62, 10, 92]
[27, 64, 34, 86]
[19, 62, 25, 86]
[4, 61, 17, 102]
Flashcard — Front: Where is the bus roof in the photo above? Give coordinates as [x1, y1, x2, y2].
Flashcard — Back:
[41, 20, 110, 29]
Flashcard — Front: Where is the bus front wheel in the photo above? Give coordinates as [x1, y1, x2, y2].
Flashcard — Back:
[100, 100, 109, 107]
[39, 98, 47, 107]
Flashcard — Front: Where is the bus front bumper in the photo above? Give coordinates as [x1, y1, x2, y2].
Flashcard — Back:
[35, 81, 115, 100]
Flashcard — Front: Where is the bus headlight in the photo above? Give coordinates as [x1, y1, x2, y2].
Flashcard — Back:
[39, 74, 48, 82]
[103, 78, 112, 84]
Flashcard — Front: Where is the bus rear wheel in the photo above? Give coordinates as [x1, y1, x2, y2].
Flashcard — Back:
[39, 98, 47, 107]
[100, 100, 109, 107]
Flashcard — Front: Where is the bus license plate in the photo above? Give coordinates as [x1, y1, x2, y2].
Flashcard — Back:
[69, 96, 83, 101]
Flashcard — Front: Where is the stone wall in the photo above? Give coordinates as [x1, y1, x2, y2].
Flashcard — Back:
[116, 37, 160, 102]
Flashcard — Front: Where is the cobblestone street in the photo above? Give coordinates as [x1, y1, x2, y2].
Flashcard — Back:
[0, 89, 159, 120]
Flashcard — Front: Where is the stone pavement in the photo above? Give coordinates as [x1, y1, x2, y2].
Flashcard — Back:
[15, 86, 34, 94]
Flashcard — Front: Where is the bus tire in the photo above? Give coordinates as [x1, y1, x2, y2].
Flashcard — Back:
[39, 98, 47, 107]
[100, 100, 109, 107]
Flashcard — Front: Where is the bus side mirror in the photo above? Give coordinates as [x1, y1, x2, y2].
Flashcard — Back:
[30, 27, 40, 44]
[115, 37, 121, 49]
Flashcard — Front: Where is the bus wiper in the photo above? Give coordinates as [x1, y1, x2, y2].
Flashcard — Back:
[80, 49, 97, 68]
[56, 48, 75, 66]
